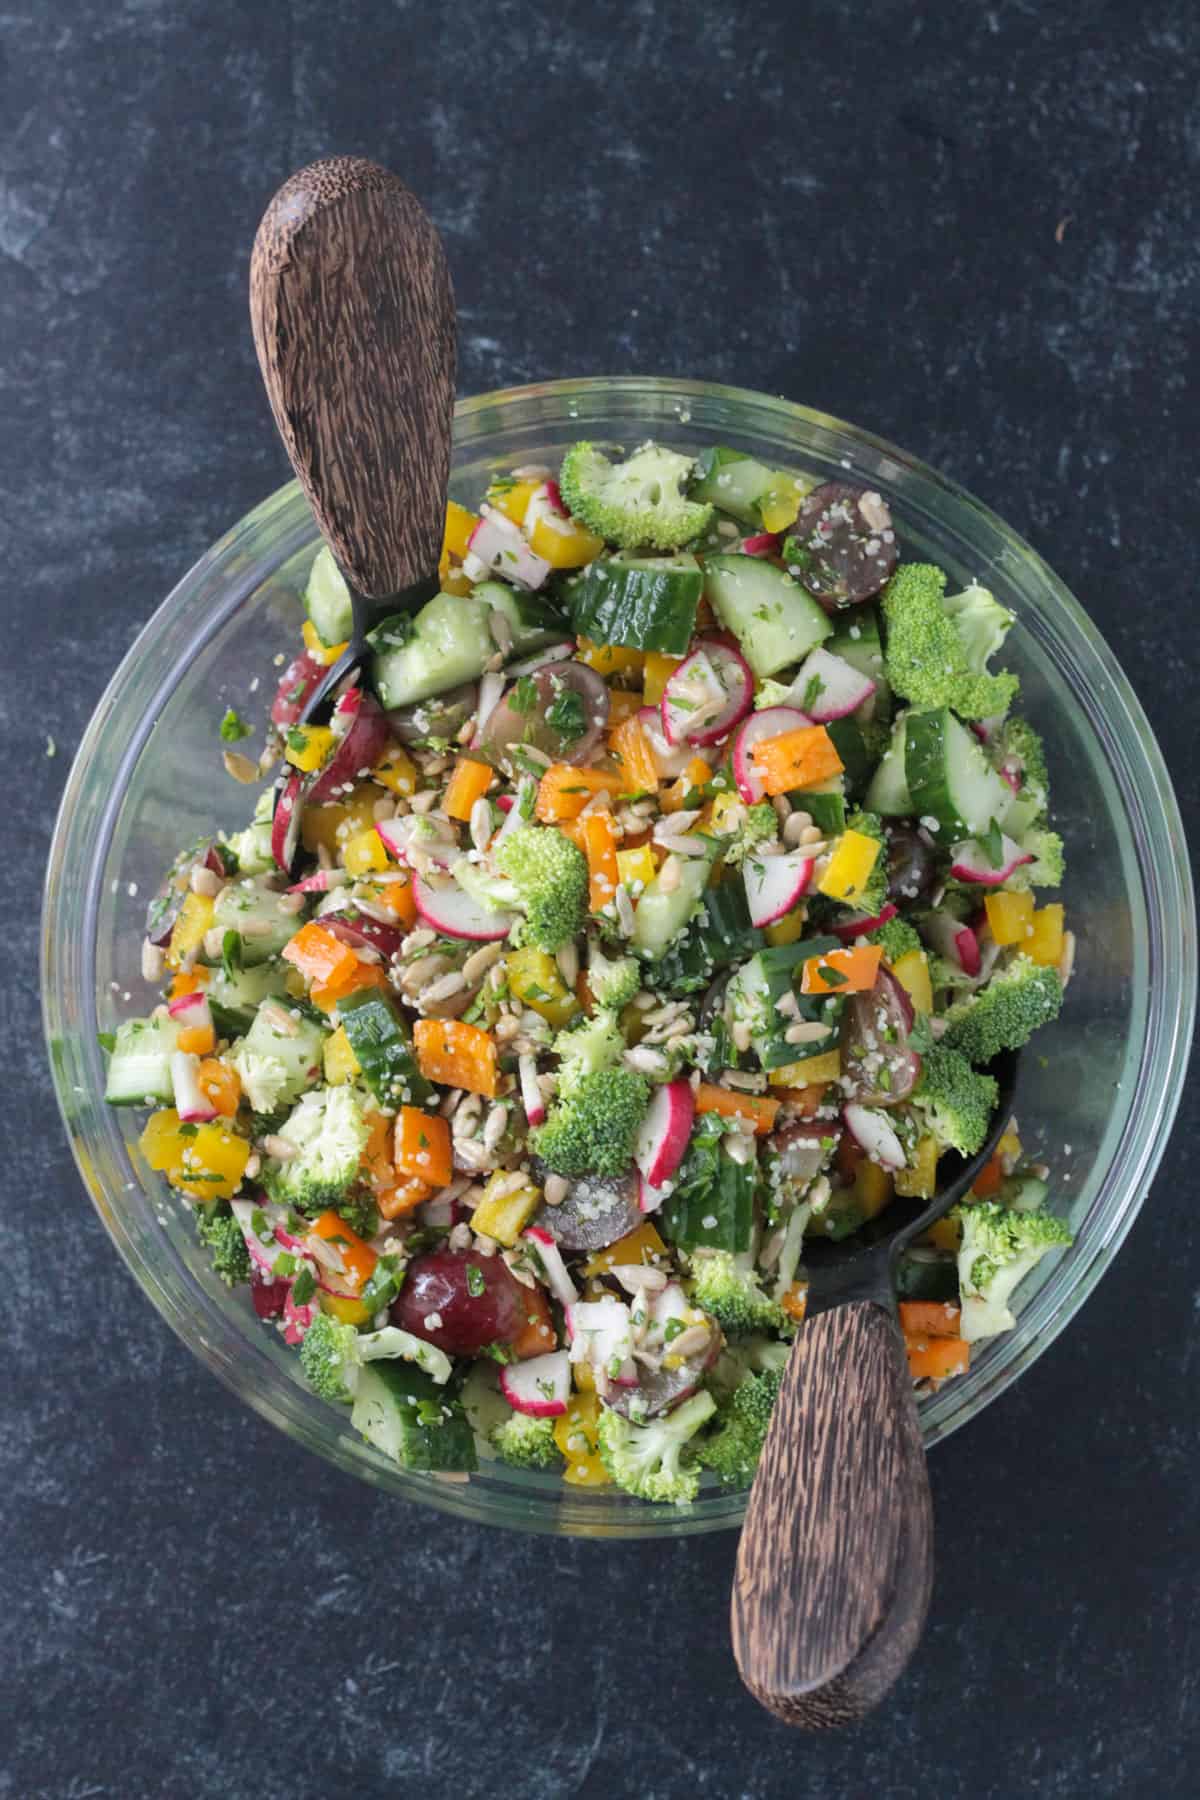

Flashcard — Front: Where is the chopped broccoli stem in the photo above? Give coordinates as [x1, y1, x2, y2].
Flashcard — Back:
[952, 1200, 1073, 1340]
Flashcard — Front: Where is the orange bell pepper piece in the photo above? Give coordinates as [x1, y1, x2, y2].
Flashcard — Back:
[660, 757, 712, 813]
[443, 500, 480, 560]
[310, 960, 390, 1013]
[535, 765, 617, 823]
[581, 810, 620, 912]
[751, 724, 844, 796]
[413, 1018, 498, 1097]
[800, 944, 882, 996]
[770, 1082, 829, 1118]
[168, 968, 208, 1001]
[443, 757, 494, 823]
[375, 872, 417, 926]
[177, 1022, 216, 1057]
[899, 1301, 962, 1340]
[310, 1210, 377, 1293]
[608, 716, 659, 794]
[377, 1175, 435, 1220]
[282, 920, 359, 988]
[781, 1282, 808, 1324]
[510, 1286, 558, 1360]
[971, 1151, 1005, 1197]
[904, 1332, 970, 1381]
[197, 1058, 241, 1117]
[693, 1083, 780, 1136]
[395, 1107, 453, 1188]
[606, 690, 645, 727]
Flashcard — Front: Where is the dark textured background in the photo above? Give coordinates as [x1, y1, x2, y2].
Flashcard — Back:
[5, 1, 1198, 1795]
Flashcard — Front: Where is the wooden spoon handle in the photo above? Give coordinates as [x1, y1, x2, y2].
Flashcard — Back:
[249, 156, 456, 599]
[731, 1299, 933, 1728]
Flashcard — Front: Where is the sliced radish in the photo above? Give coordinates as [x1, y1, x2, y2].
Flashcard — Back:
[288, 868, 349, 895]
[271, 768, 305, 874]
[843, 1103, 907, 1170]
[306, 688, 391, 806]
[790, 646, 876, 723]
[955, 923, 982, 977]
[492, 779, 535, 849]
[170, 1051, 217, 1124]
[637, 1170, 672, 1215]
[499, 1349, 570, 1417]
[732, 706, 812, 803]
[742, 847, 815, 927]
[231, 1199, 293, 1273]
[660, 640, 754, 748]
[522, 1226, 579, 1307]
[418, 1194, 462, 1230]
[634, 1079, 695, 1188]
[565, 1295, 636, 1383]
[322, 911, 407, 961]
[467, 507, 552, 590]
[774, 1119, 842, 1186]
[543, 478, 569, 517]
[167, 989, 213, 1030]
[471, 670, 506, 748]
[375, 813, 462, 870]
[949, 835, 1034, 885]
[518, 1053, 546, 1127]
[829, 901, 897, 944]
[644, 1281, 691, 1349]
[637, 706, 698, 779]
[412, 872, 513, 941]
[741, 531, 782, 557]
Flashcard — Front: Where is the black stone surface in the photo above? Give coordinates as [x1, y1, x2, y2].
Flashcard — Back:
[5, 1, 1198, 1794]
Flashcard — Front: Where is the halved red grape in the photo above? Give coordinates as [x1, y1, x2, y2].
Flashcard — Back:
[528, 1166, 641, 1252]
[481, 662, 609, 769]
[839, 968, 921, 1106]
[787, 483, 898, 609]
[390, 1249, 529, 1355]
[271, 650, 326, 727]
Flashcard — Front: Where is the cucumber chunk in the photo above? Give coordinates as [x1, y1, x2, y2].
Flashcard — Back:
[632, 851, 713, 959]
[689, 447, 779, 525]
[703, 555, 831, 678]
[351, 1361, 478, 1473]
[104, 1015, 183, 1105]
[237, 1002, 326, 1106]
[864, 713, 913, 816]
[788, 779, 846, 837]
[564, 555, 702, 654]
[206, 959, 291, 1035]
[304, 545, 354, 647]
[211, 876, 302, 967]
[471, 579, 567, 654]
[904, 708, 1012, 839]
[661, 1142, 755, 1253]
[371, 593, 495, 708]
[338, 988, 432, 1108]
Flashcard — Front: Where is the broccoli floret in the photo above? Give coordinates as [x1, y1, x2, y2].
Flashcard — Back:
[717, 800, 779, 868]
[911, 1044, 998, 1157]
[195, 1205, 251, 1286]
[587, 941, 641, 1010]
[686, 1250, 793, 1337]
[229, 1045, 290, 1116]
[493, 825, 588, 953]
[989, 715, 1049, 813]
[941, 582, 1016, 672]
[842, 808, 889, 914]
[1005, 828, 1065, 891]
[531, 1067, 650, 1177]
[262, 1084, 370, 1212]
[299, 1311, 452, 1404]
[953, 1200, 1074, 1341]
[596, 1389, 717, 1503]
[867, 916, 922, 964]
[698, 1366, 784, 1487]
[881, 564, 1019, 721]
[558, 441, 713, 552]
[942, 954, 1063, 1064]
[490, 1412, 562, 1469]
[553, 1010, 626, 1094]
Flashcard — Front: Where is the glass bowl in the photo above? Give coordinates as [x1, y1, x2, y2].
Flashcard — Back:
[42, 378, 1195, 1538]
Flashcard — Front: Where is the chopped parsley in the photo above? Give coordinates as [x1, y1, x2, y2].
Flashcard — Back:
[219, 708, 252, 743]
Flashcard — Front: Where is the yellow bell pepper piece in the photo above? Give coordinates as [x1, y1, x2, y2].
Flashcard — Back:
[708, 790, 744, 836]
[438, 549, 474, 596]
[576, 636, 645, 680]
[323, 1024, 361, 1086]
[528, 513, 605, 568]
[300, 783, 378, 856]
[996, 1124, 1022, 1163]
[1026, 904, 1064, 967]
[984, 889, 1035, 947]
[765, 908, 810, 947]
[485, 478, 542, 526]
[891, 948, 934, 1016]
[165, 891, 215, 972]
[443, 500, 480, 560]
[320, 1291, 373, 1327]
[583, 1221, 667, 1276]
[894, 1134, 938, 1200]
[342, 826, 390, 875]
[373, 747, 418, 797]
[642, 651, 682, 705]
[758, 472, 815, 534]
[471, 1171, 542, 1248]
[768, 1048, 842, 1088]
[554, 1391, 611, 1486]
[572, 1360, 596, 1393]
[301, 618, 349, 666]
[615, 844, 657, 891]
[284, 723, 337, 773]
[924, 1215, 962, 1254]
[817, 828, 882, 903]
[139, 1109, 250, 1200]
[505, 946, 579, 1029]
[853, 1157, 893, 1220]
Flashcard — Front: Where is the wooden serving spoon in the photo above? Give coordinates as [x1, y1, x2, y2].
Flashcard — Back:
[732, 1049, 1019, 1728]
[249, 155, 456, 724]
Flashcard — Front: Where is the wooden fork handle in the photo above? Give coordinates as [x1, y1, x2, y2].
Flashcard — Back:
[250, 156, 456, 600]
[731, 1299, 933, 1728]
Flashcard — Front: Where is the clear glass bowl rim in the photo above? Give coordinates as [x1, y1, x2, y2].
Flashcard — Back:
[42, 376, 1196, 1538]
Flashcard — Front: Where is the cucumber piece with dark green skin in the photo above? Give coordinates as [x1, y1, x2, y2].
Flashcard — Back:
[304, 545, 354, 647]
[211, 876, 304, 967]
[703, 555, 831, 678]
[350, 1361, 477, 1473]
[826, 605, 886, 686]
[895, 1249, 960, 1302]
[788, 782, 846, 836]
[564, 556, 703, 654]
[239, 1002, 327, 1105]
[370, 593, 496, 708]
[338, 988, 432, 1108]
[207, 958, 292, 1035]
[471, 579, 567, 654]
[824, 716, 874, 799]
[661, 1140, 756, 1253]
[864, 712, 913, 815]
[689, 447, 781, 525]
[904, 707, 1012, 839]
[104, 1015, 182, 1105]
[725, 937, 842, 1069]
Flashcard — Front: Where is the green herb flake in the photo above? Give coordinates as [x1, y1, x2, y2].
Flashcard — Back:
[219, 708, 252, 744]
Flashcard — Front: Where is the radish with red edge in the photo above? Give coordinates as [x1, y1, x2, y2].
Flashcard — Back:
[412, 872, 513, 942]
[167, 989, 213, 1033]
[271, 767, 305, 874]
[271, 649, 325, 728]
[418, 1194, 463, 1230]
[790, 646, 876, 723]
[170, 1051, 217, 1124]
[522, 1226, 578, 1307]
[231, 1199, 292, 1274]
[660, 640, 753, 748]
[322, 910, 406, 961]
[829, 901, 897, 944]
[467, 507, 552, 590]
[287, 869, 349, 895]
[742, 848, 815, 928]
[306, 688, 391, 806]
[564, 1296, 636, 1383]
[637, 707, 697, 780]
[544, 479, 569, 517]
[637, 1170, 672, 1216]
[283, 1279, 319, 1346]
[471, 670, 506, 748]
[634, 1079, 695, 1188]
[518, 1054, 546, 1127]
[731, 705, 812, 803]
[741, 531, 782, 557]
[499, 1350, 570, 1418]
[949, 835, 1034, 885]
[375, 814, 462, 870]
[843, 1103, 907, 1171]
